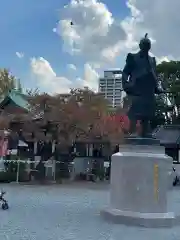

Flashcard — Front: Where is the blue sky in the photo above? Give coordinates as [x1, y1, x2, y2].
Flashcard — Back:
[0, 0, 129, 92]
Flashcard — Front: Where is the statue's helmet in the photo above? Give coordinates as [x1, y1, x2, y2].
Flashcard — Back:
[139, 33, 151, 51]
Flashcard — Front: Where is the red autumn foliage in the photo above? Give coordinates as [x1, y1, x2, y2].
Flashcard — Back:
[0, 88, 142, 143]
[27, 88, 125, 144]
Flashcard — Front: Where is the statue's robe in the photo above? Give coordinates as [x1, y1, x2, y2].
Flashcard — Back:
[122, 51, 162, 121]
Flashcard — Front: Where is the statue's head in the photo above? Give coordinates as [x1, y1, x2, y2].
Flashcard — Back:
[139, 33, 151, 53]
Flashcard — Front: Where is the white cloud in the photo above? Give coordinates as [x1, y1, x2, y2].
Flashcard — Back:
[16, 52, 24, 58]
[30, 57, 73, 94]
[36, 0, 180, 95]
[55, 0, 180, 65]
[75, 63, 99, 91]
[156, 56, 171, 64]
[51, 0, 180, 81]
[30, 57, 99, 93]
[67, 63, 76, 71]
[24, 0, 180, 95]
[123, 0, 180, 59]
[83, 63, 99, 91]
[54, 0, 126, 65]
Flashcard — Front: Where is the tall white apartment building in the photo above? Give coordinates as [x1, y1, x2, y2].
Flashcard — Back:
[99, 70, 123, 108]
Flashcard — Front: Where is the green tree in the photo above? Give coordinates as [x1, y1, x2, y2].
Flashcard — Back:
[0, 68, 17, 96]
[156, 61, 180, 123]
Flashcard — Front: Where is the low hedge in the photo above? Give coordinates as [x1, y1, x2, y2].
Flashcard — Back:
[0, 171, 16, 183]
[0, 160, 29, 183]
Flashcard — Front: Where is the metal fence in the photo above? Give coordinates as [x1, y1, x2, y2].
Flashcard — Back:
[0, 159, 75, 183]
[0, 159, 110, 183]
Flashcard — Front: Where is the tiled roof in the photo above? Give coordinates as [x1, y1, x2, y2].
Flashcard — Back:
[0, 89, 29, 111]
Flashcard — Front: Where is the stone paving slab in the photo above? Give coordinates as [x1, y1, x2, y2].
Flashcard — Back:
[0, 184, 180, 240]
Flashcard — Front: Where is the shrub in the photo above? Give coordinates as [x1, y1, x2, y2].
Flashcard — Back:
[0, 171, 16, 183]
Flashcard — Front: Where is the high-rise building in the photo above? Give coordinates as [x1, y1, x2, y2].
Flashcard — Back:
[99, 69, 124, 108]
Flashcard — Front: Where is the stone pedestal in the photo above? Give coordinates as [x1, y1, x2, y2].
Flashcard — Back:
[101, 139, 176, 228]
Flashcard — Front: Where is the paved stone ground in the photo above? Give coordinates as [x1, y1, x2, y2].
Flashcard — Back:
[0, 183, 180, 240]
